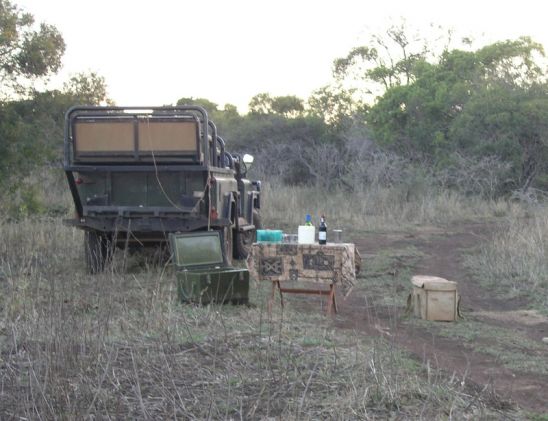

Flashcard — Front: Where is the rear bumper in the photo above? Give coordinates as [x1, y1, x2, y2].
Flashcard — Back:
[63, 215, 230, 235]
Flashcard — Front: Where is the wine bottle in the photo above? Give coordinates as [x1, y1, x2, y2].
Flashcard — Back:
[318, 214, 327, 245]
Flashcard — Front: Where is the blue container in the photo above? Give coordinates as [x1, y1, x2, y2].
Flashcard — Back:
[256, 229, 268, 242]
[257, 229, 283, 243]
[270, 230, 283, 243]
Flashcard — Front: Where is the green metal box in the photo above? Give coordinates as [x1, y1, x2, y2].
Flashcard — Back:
[170, 231, 249, 305]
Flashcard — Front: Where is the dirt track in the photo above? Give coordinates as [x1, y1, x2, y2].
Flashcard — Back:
[331, 223, 548, 413]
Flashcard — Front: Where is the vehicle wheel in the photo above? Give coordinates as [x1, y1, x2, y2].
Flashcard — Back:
[84, 231, 112, 274]
[233, 209, 262, 260]
[231, 298, 249, 306]
[223, 226, 233, 266]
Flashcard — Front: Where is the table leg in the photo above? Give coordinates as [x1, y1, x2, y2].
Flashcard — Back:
[327, 284, 337, 315]
[268, 281, 285, 313]
[268, 281, 276, 314]
[332, 284, 338, 314]
[277, 281, 284, 308]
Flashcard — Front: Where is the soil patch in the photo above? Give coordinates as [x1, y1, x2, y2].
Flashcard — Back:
[472, 310, 548, 326]
[330, 222, 548, 413]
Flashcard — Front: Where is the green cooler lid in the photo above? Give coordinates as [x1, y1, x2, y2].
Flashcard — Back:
[170, 231, 225, 269]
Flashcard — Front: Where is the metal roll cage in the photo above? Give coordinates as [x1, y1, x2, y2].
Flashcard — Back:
[64, 105, 218, 168]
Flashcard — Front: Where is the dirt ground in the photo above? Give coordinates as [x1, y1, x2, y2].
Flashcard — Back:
[327, 222, 548, 414]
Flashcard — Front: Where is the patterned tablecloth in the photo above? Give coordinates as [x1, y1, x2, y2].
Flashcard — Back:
[247, 242, 361, 296]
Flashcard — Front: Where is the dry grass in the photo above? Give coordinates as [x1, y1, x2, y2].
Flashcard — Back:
[465, 207, 548, 309]
[0, 218, 519, 419]
[261, 183, 523, 232]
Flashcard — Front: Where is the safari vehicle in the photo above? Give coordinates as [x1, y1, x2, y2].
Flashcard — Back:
[63, 106, 261, 273]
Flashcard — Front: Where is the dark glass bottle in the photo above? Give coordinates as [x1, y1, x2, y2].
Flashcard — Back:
[318, 215, 327, 245]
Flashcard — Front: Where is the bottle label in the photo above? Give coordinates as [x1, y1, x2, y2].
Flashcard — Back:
[319, 232, 327, 241]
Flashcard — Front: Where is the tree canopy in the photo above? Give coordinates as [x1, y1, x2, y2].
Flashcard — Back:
[249, 93, 304, 118]
[0, 0, 65, 97]
[336, 30, 548, 193]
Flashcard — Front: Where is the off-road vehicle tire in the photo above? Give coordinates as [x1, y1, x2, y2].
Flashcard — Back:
[233, 209, 262, 259]
[84, 231, 112, 274]
[223, 226, 233, 266]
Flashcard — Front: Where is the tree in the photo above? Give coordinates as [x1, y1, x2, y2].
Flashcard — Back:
[174, 96, 244, 138]
[248, 93, 273, 115]
[0, 0, 65, 97]
[176, 96, 219, 112]
[333, 21, 438, 98]
[270, 95, 304, 118]
[249, 93, 304, 118]
[365, 36, 547, 192]
[0, 71, 112, 179]
[450, 83, 548, 193]
[307, 85, 364, 128]
[222, 103, 239, 117]
[62, 72, 112, 105]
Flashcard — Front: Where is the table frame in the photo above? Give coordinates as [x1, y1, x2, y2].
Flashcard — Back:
[268, 280, 338, 315]
[248, 242, 360, 316]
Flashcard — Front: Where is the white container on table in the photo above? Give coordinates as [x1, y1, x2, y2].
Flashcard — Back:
[297, 225, 315, 244]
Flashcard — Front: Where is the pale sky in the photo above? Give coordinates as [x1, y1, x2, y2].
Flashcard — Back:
[15, 0, 548, 112]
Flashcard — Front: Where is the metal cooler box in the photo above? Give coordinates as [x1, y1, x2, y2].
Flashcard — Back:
[169, 231, 249, 305]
